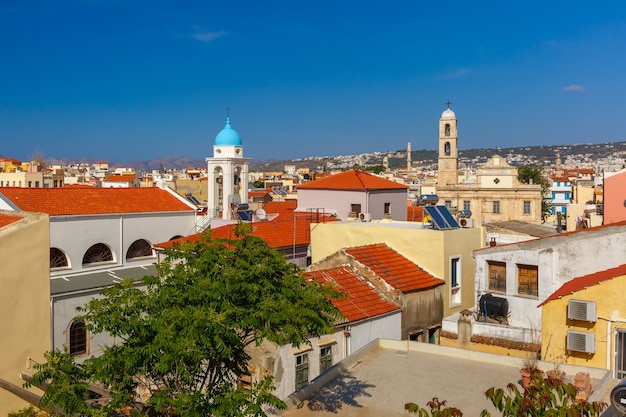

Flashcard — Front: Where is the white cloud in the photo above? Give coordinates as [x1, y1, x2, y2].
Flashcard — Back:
[562, 84, 586, 92]
[192, 28, 228, 42]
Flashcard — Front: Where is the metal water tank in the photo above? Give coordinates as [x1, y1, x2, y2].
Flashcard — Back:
[457, 209, 472, 219]
[417, 194, 439, 206]
[479, 293, 509, 318]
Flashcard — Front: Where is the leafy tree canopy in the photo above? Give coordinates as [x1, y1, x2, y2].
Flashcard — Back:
[365, 165, 387, 174]
[24, 224, 343, 417]
[517, 165, 552, 216]
[406, 371, 606, 417]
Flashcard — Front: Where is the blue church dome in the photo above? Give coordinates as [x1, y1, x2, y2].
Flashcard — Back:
[214, 117, 242, 146]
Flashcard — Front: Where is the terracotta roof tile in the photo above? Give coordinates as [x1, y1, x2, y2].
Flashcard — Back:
[104, 175, 137, 182]
[539, 263, 626, 306]
[297, 170, 408, 191]
[0, 213, 23, 228]
[0, 187, 193, 215]
[155, 204, 337, 250]
[345, 243, 444, 292]
[308, 266, 400, 322]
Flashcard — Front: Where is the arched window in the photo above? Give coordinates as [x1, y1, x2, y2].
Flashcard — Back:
[445, 124, 451, 137]
[82, 243, 114, 266]
[444, 142, 451, 156]
[50, 247, 69, 269]
[69, 320, 87, 356]
[126, 239, 153, 260]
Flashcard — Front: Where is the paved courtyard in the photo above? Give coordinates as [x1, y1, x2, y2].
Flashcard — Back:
[281, 341, 615, 417]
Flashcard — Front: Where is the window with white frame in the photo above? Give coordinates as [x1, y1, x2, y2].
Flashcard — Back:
[523, 201, 531, 215]
[493, 201, 500, 214]
[450, 256, 462, 306]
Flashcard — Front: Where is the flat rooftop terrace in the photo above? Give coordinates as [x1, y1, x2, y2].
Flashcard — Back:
[281, 339, 616, 417]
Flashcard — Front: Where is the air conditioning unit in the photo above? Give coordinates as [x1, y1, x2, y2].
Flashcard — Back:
[459, 218, 474, 228]
[359, 212, 372, 222]
[567, 330, 595, 354]
[568, 300, 597, 322]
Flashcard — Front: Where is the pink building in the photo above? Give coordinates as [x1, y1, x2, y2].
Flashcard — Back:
[604, 168, 626, 224]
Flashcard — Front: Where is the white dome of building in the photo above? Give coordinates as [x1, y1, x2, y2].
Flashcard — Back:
[441, 108, 456, 120]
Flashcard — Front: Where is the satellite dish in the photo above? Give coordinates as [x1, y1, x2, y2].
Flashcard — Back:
[256, 208, 267, 220]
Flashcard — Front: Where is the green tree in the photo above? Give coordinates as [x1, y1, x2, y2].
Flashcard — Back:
[252, 179, 265, 189]
[24, 224, 342, 417]
[517, 165, 551, 217]
[365, 165, 387, 174]
[405, 372, 606, 417]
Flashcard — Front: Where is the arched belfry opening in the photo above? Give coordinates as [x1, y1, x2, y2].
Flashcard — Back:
[445, 124, 451, 137]
[206, 112, 251, 220]
[444, 142, 451, 156]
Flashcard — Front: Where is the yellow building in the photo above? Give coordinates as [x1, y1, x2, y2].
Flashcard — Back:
[539, 264, 626, 377]
[0, 211, 50, 415]
[435, 106, 544, 225]
[310, 220, 485, 315]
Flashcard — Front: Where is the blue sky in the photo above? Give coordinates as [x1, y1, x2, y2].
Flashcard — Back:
[2, 1, 626, 163]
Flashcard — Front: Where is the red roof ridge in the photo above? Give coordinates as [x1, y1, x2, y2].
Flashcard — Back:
[344, 243, 444, 292]
[0, 187, 193, 215]
[298, 170, 408, 191]
[539, 263, 626, 306]
[307, 265, 400, 322]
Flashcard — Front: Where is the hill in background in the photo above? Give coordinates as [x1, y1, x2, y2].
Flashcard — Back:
[36, 141, 626, 174]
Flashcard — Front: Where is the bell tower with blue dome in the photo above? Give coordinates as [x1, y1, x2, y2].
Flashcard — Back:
[206, 115, 251, 220]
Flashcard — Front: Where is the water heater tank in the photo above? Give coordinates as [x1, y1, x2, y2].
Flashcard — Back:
[479, 293, 509, 318]
[417, 194, 439, 206]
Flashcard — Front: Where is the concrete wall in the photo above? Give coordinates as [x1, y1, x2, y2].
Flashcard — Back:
[297, 188, 407, 221]
[0, 211, 50, 416]
[252, 311, 401, 401]
[310, 221, 485, 315]
[474, 222, 626, 342]
[50, 212, 195, 276]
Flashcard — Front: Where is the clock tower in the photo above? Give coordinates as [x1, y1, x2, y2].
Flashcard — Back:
[438, 103, 458, 186]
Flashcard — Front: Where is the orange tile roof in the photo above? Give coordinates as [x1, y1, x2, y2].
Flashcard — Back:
[263, 200, 297, 215]
[105, 175, 137, 182]
[308, 266, 400, 322]
[0, 187, 194, 215]
[297, 170, 408, 191]
[0, 213, 23, 228]
[156, 207, 337, 250]
[344, 243, 444, 293]
[539, 263, 626, 306]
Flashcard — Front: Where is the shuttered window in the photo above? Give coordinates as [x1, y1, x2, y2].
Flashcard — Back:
[488, 261, 506, 292]
[518, 264, 538, 297]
